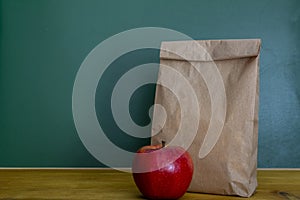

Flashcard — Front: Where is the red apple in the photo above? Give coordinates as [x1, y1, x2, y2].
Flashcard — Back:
[132, 141, 194, 200]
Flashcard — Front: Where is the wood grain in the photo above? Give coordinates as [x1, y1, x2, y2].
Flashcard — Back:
[0, 169, 299, 200]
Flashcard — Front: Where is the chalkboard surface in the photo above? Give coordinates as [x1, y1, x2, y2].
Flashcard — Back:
[0, 0, 299, 167]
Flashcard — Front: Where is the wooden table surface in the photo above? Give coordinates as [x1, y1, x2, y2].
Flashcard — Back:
[0, 169, 299, 200]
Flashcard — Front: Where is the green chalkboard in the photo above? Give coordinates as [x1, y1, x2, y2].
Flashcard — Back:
[0, 0, 299, 167]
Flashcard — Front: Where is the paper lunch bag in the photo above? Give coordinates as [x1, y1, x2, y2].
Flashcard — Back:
[151, 39, 261, 197]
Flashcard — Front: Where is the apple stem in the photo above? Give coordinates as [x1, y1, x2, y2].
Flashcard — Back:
[162, 140, 166, 148]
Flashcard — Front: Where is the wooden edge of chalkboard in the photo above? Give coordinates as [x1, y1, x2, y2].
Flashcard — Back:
[257, 168, 300, 170]
[0, 167, 131, 172]
[0, 168, 299, 172]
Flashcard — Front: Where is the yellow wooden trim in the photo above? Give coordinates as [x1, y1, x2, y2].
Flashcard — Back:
[0, 167, 299, 171]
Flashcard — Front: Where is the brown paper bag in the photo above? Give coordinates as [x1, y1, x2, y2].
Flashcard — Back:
[151, 39, 261, 197]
